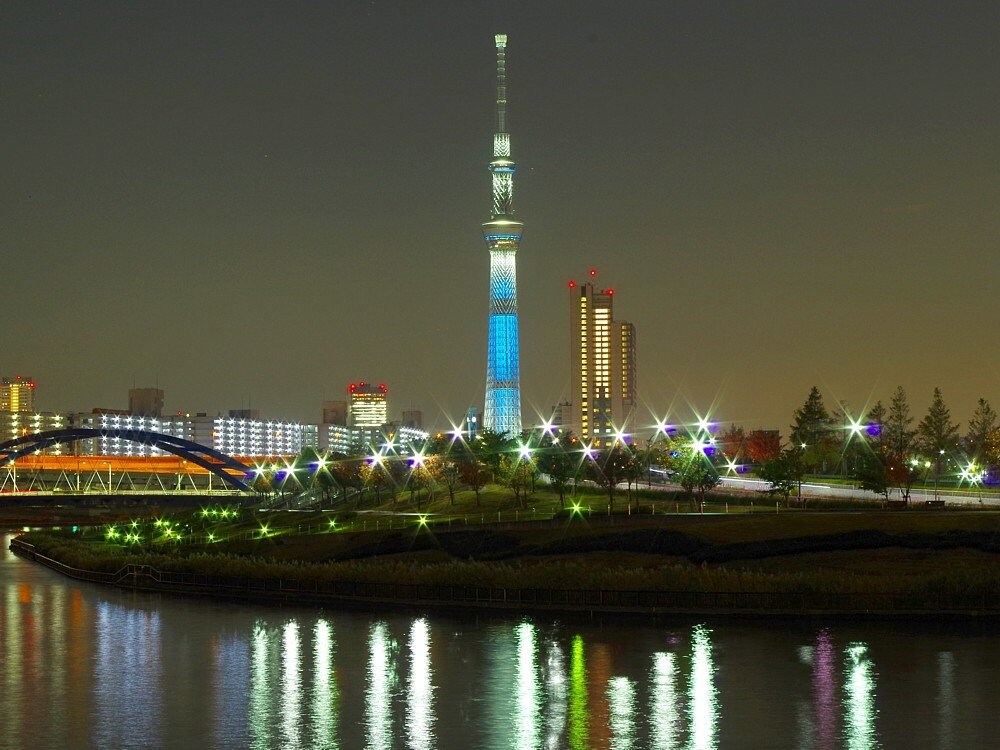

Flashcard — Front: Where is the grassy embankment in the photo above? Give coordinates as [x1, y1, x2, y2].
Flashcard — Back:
[13, 482, 1000, 601]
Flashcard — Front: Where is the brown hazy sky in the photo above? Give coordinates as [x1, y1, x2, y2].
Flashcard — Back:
[3, 1, 998, 436]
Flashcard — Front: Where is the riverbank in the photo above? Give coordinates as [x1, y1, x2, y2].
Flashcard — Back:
[11, 508, 1000, 617]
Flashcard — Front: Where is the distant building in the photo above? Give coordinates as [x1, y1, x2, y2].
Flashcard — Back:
[0, 412, 65, 452]
[465, 407, 481, 440]
[322, 400, 347, 427]
[228, 409, 260, 420]
[1, 375, 36, 413]
[568, 273, 637, 445]
[401, 410, 423, 430]
[128, 387, 164, 418]
[349, 382, 388, 429]
[549, 401, 572, 430]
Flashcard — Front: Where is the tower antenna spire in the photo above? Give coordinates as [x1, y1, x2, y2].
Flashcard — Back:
[482, 33, 523, 436]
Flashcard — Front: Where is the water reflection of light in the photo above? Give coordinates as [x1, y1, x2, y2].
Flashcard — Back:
[569, 635, 589, 750]
[515, 621, 541, 750]
[249, 622, 275, 749]
[93, 603, 162, 749]
[280, 621, 302, 750]
[366, 621, 397, 750]
[608, 676, 636, 750]
[938, 652, 954, 750]
[651, 652, 681, 748]
[688, 624, 718, 750]
[4, 582, 23, 734]
[312, 619, 339, 749]
[406, 617, 435, 750]
[544, 640, 567, 750]
[212, 633, 248, 748]
[812, 630, 837, 750]
[843, 642, 879, 750]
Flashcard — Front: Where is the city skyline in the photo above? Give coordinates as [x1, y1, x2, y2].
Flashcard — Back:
[4, 2, 998, 434]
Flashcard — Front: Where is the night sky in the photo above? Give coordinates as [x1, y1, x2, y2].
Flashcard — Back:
[4, 1, 998, 436]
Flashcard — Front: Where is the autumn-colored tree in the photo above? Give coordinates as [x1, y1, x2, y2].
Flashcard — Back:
[745, 430, 781, 464]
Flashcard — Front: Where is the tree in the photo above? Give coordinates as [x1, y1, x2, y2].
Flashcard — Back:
[917, 387, 959, 496]
[865, 401, 888, 454]
[668, 441, 721, 510]
[984, 427, 1000, 472]
[535, 432, 579, 507]
[789, 387, 837, 473]
[758, 448, 804, 506]
[499, 453, 535, 509]
[716, 425, 746, 461]
[476, 429, 514, 482]
[854, 452, 891, 502]
[886, 453, 921, 506]
[456, 453, 488, 505]
[586, 443, 632, 512]
[745, 430, 781, 464]
[966, 398, 997, 461]
[886, 386, 916, 456]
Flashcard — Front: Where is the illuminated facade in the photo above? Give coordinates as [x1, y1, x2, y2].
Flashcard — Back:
[569, 274, 636, 445]
[1, 412, 65, 453]
[1, 376, 36, 413]
[349, 382, 388, 428]
[68, 412, 318, 458]
[482, 33, 523, 437]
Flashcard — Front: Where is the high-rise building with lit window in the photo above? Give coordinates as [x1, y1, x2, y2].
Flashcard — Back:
[569, 272, 636, 445]
[482, 33, 524, 436]
[349, 382, 388, 428]
[1, 376, 36, 413]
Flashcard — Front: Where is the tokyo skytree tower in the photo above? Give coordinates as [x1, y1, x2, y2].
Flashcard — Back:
[482, 33, 523, 436]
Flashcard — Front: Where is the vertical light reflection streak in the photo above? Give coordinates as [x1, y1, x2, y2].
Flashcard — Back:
[813, 630, 837, 750]
[312, 619, 339, 749]
[93, 604, 162, 749]
[515, 621, 541, 750]
[544, 640, 567, 750]
[569, 635, 589, 750]
[406, 617, 435, 750]
[938, 651, 954, 749]
[607, 676, 636, 750]
[3, 582, 24, 741]
[249, 622, 275, 750]
[843, 643, 879, 750]
[650, 652, 681, 749]
[212, 633, 249, 748]
[365, 621, 396, 750]
[687, 624, 718, 750]
[280, 621, 302, 750]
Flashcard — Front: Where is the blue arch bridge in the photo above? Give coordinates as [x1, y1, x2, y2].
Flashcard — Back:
[0, 428, 254, 495]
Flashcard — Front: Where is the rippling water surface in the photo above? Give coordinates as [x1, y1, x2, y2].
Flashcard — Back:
[2, 532, 998, 749]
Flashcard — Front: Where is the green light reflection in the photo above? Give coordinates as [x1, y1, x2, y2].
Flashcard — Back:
[544, 639, 567, 750]
[249, 623, 276, 750]
[843, 642, 880, 750]
[569, 635, 589, 750]
[688, 625, 718, 750]
[312, 620, 339, 749]
[406, 617, 435, 750]
[650, 652, 682, 749]
[280, 621, 302, 750]
[365, 622, 397, 750]
[607, 676, 636, 750]
[515, 621, 541, 750]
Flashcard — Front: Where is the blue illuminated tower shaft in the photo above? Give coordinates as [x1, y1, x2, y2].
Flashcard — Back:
[483, 33, 523, 436]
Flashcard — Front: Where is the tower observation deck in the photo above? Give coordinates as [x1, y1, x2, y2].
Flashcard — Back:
[482, 33, 523, 436]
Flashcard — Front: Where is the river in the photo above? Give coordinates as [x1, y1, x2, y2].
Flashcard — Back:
[2, 531, 998, 749]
